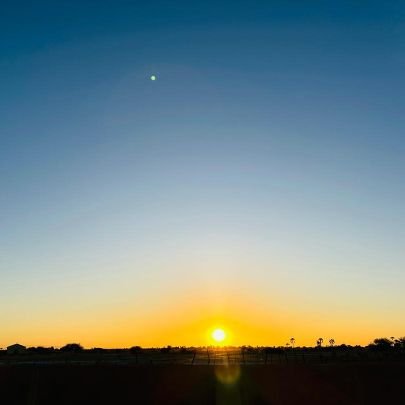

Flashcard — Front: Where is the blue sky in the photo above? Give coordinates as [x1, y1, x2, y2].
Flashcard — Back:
[1, 1, 404, 346]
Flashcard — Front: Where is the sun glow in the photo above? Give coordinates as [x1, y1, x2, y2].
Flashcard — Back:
[212, 328, 226, 343]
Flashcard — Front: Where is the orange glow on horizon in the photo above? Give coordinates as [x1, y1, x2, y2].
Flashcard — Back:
[1, 284, 401, 349]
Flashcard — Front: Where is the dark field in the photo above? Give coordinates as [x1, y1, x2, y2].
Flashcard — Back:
[1, 362, 405, 405]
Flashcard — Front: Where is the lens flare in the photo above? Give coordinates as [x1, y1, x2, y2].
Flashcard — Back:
[215, 365, 241, 385]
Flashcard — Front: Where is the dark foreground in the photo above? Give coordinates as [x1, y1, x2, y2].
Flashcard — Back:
[1, 362, 404, 405]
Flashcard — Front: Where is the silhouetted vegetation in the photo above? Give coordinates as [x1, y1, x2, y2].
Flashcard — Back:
[60, 343, 84, 353]
[1, 337, 404, 367]
[88, 347, 106, 353]
[316, 337, 323, 347]
[27, 346, 55, 354]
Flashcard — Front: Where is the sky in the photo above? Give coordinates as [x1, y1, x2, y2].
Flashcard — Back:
[1, 0, 405, 348]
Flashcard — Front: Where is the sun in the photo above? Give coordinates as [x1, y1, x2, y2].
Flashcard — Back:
[212, 328, 226, 343]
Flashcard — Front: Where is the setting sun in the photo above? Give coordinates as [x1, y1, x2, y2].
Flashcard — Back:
[212, 328, 226, 343]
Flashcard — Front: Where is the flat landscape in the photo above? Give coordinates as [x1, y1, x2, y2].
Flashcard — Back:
[2, 1, 405, 404]
[1, 361, 404, 405]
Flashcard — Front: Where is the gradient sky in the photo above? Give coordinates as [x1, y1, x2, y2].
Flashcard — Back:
[1, 0, 405, 348]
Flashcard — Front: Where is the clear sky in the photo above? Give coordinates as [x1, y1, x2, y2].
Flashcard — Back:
[1, 0, 404, 348]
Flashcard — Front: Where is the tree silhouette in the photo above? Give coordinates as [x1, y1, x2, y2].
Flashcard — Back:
[329, 339, 335, 347]
[371, 338, 392, 350]
[316, 338, 323, 347]
[391, 337, 405, 349]
[60, 343, 84, 353]
[290, 337, 295, 348]
[27, 346, 55, 354]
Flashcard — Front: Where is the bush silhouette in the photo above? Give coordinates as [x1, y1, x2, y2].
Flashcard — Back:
[60, 343, 84, 353]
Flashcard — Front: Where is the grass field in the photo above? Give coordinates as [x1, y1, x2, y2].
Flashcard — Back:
[1, 361, 404, 404]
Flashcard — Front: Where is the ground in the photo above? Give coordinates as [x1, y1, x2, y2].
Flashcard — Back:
[0, 362, 404, 404]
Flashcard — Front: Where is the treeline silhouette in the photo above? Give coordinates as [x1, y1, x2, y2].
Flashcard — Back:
[1, 337, 404, 357]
